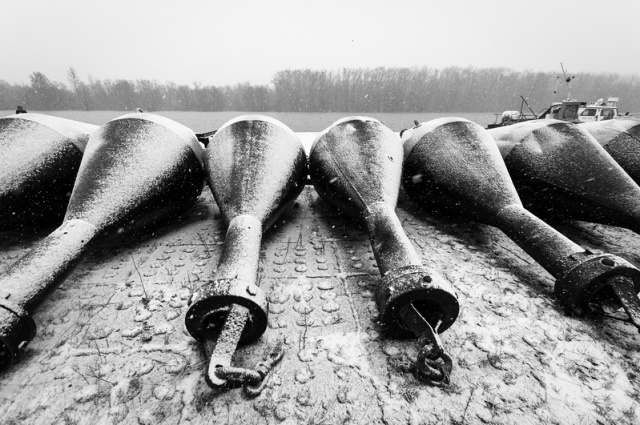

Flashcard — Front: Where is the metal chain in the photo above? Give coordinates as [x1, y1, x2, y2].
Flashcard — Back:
[415, 327, 453, 386]
[214, 341, 285, 397]
[244, 344, 285, 397]
[398, 303, 453, 386]
[609, 277, 640, 333]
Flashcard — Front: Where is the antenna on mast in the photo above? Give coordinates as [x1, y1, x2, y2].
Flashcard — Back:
[553, 62, 576, 101]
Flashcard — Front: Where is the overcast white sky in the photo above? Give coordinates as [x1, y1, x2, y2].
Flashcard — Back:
[2, 0, 639, 87]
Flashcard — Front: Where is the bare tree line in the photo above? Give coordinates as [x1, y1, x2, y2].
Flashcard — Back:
[1, 66, 639, 113]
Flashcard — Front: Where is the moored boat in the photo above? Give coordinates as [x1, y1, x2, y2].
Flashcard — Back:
[487, 64, 631, 128]
[488, 97, 626, 129]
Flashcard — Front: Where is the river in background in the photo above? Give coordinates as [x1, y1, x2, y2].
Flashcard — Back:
[0, 110, 497, 133]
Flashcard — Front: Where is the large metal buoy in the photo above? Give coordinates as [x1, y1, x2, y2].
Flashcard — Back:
[0, 113, 205, 370]
[0, 113, 98, 230]
[309, 116, 459, 385]
[185, 116, 307, 395]
[581, 119, 640, 184]
[488, 119, 640, 233]
[403, 118, 640, 332]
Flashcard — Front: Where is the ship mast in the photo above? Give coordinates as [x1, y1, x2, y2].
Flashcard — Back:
[554, 62, 575, 101]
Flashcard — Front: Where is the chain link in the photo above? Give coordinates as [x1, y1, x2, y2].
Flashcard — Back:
[415, 332, 452, 386]
[214, 342, 285, 397]
[398, 303, 453, 386]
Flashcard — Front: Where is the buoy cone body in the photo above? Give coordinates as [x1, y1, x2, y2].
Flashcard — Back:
[65, 113, 204, 232]
[0, 113, 204, 370]
[488, 120, 640, 232]
[582, 119, 640, 184]
[0, 114, 97, 230]
[403, 118, 640, 325]
[206, 115, 308, 229]
[402, 117, 521, 224]
[186, 115, 307, 346]
[309, 117, 459, 338]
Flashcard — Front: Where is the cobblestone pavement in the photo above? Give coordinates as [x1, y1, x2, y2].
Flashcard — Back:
[1, 186, 639, 424]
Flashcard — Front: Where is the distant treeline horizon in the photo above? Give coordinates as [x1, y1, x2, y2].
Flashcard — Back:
[2, 66, 639, 113]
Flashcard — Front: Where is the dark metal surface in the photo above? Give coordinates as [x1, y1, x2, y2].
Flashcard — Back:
[205, 115, 308, 229]
[0, 113, 205, 370]
[0, 114, 97, 231]
[309, 117, 459, 377]
[488, 119, 640, 232]
[66, 114, 204, 234]
[185, 215, 268, 346]
[402, 118, 523, 224]
[0, 290, 36, 368]
[610, 277, 640, 331]
[554, 253, 640, 315]
[185, 116, 308, 390]
[403, 117, 640, 327]
[309, 117, 403, 219]
[368, 205, 459, 336]
[582, 119, 640, 185]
